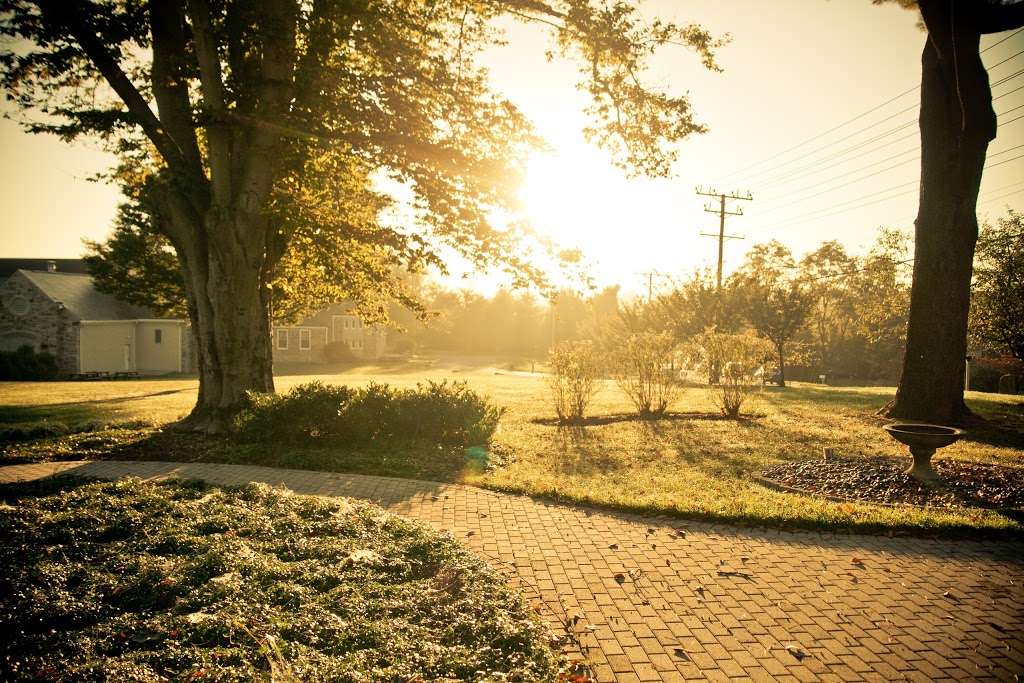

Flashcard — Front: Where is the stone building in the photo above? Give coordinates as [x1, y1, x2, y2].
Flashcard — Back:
[0, 262, 189, 375]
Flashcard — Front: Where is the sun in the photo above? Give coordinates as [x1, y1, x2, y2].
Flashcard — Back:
[517, 143, 696, 293]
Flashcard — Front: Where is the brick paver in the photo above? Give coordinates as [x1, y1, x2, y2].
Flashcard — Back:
[2, 460, 1022, 681]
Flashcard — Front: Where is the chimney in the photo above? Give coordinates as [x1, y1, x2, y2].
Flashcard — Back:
[46, 260, 57, 272]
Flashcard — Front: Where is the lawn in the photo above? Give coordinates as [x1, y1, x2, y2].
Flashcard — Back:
[2, 356, 1023, 537]
[0, 476, 558, 681]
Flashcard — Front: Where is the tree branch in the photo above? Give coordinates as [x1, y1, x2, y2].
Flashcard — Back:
[35, 0, 190, 175]
[148, 0, 203, 176]
[184, 0, 233, 206]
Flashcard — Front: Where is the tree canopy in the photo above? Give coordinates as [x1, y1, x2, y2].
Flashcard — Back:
[0, 0, 727, 429]
[970, 208, 1024, 362]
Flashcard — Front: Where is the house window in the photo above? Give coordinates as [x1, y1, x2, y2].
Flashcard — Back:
[276, 329, 288, 350]
[154, 329, 162, 344]
[299, 329, 311, 350]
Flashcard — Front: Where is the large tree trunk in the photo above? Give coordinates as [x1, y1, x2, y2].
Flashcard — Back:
[886, 1, 995, 425]
[188, 240, 274, 432]
[166, 207, 276, 433]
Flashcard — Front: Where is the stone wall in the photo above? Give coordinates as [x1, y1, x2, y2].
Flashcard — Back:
[0, 272, 78, 374]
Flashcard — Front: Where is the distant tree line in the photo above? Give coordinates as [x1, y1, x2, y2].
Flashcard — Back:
[386, 210, 1022, 389]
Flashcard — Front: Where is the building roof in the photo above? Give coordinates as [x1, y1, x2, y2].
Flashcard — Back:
[17, 270, 156, 321]
[0, 258, 88, 279]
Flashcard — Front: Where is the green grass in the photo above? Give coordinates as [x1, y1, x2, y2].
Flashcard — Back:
[0, 476, 558, 681]
[2, 357, 1023, 537]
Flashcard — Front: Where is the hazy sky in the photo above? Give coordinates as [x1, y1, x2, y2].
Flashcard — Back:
[1, 1, 1022, 297]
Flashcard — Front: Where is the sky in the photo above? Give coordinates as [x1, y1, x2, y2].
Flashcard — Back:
[1, 1, 1022, 299]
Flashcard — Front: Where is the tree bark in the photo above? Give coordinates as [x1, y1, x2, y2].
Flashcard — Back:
[887, 0, 996, 425]
[776, 342, 786, 387]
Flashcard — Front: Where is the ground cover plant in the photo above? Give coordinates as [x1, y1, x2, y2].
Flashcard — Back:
[1, 360, 1023, 537]
[0, 476, 558, 681]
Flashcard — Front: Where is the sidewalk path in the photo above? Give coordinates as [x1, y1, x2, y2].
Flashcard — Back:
[2, 460, 1022, 682]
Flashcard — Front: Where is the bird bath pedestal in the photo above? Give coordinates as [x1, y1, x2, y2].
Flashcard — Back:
[883, 423, 964, 484]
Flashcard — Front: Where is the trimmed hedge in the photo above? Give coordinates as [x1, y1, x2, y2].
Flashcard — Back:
[235, 380, 504, 447]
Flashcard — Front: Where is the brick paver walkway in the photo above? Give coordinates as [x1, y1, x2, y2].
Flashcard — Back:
[2, 460, 1022, 682]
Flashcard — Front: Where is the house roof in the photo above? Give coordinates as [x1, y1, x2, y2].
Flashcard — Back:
[17, 270, 156, 321]
[0, 258, 88, 279]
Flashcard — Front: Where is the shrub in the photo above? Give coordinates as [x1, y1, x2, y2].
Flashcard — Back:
[0, 345, 59, 380]
[237, 381, 354, 440]
[235, 380, 503, 447]
[547, 340, 602, 423]
[609, 331, 680, 416]
[688, 330, 773, 417]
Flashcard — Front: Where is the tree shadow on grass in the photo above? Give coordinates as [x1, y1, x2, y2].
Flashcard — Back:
[758, 384, 893, 411]
[0, 389, 191, 425]
[42, 426, 490, 486]
[958, 416, 1024, 450]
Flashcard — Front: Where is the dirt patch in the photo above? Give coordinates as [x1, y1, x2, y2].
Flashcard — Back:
[760, 456, 1024, 510]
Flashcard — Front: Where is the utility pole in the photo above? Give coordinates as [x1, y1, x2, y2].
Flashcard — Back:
[696, 186, 752, 290]
[635, 270, 666, 304]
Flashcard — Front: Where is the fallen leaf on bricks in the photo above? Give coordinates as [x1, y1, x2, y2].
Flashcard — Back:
[614, 573, 626, 584]
[672, 648, 690, 661]
[785, 645, 808, 661]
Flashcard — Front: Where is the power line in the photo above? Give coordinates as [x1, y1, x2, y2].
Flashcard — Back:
[752, 100, 1024, 214]
[995, 81, 1024, 101]
[978, 186, 1024, 208]
[796, 258, 915, 285]
[983, 28, 1024, 54]
[757, 147, 1024, 231]
[761, 141, 1024, 213]
[735, 109, 919, 188]
[757, 146, 919, 209]
[987, 47, 1024, 72]
[993, 68, 1024, 88]
[755, 72, 1023, 190]
[714, 31, 1024, 188]
[714, 88, 918, 185]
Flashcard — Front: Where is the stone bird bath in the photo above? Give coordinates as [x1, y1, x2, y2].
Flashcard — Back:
[883, 423, 965, 483]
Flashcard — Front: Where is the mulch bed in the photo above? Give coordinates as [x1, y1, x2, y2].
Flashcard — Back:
[760, 456, 1024, 510]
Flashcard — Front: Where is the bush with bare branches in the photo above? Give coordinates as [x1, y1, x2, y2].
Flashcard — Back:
[610, 332, 680, 416]
[689, 330, 773, 417]
[547, 340, 603, 423]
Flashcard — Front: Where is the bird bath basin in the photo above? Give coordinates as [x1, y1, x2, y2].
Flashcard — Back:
[883, 423, 964, 483]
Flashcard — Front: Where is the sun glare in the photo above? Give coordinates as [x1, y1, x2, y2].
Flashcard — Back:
[518, 144, 701, 294]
